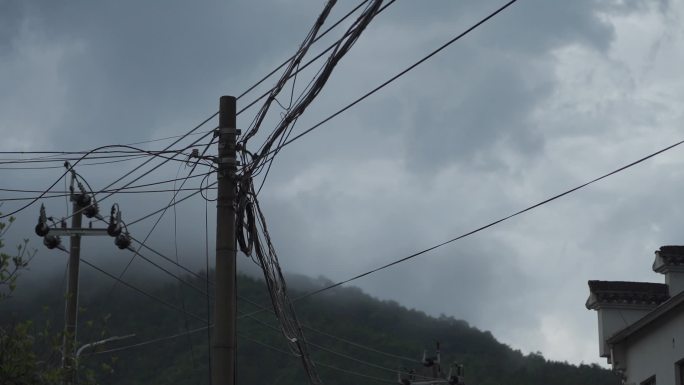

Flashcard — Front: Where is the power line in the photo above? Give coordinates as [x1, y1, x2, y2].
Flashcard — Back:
[0, 0, 383, 160]
[89, 325, 396, 384]
[270, 0, 520, 156]
[106, 139, 217, 300]
[128, 233, 212, 285]
[204, 172, 213, 384]
[240, 0, 339, 145]
[45, 127, 217, 227]
[296, 138, 684, 299]
[238, 332, 397, 384]
[78, 256, 207, 323]
[122, 244, 209, 298]
[0, 145, 165, 219]
[235, 0, 397, 118]
[96, 294, 420, 380]
[0, 136, 215, 220]
[237, 295, 420, 364]
[126, 180, 217, 226]
[236, 0, 372, 101]
[0, 148, 200, 163]
[0, 156, 147, 170]
[172, 161, 201, 376]
[0, 187, 217, 203]
[242, 309, 438, 381]
[0, 1, 391, 173]
[89, 325, 209, 356]
[0, 149, 187, 156]
[0, 171, 214, 194]
[85, 130, 217, 209]
[0, 154, 213, 170]
[71, 242, 419, 371]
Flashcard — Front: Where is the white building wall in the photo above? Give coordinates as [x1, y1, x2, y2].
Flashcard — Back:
[597, 308, 652, 358]
[619, 310, 684, 385]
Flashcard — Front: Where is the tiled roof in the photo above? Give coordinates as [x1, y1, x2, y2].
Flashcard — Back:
[585, 280, 669, 309]
[608, 289, 684, 344]
[656, 245, 684, 265]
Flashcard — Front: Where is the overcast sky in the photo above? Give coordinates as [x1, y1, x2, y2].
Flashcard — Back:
[2, 0, 684, 366]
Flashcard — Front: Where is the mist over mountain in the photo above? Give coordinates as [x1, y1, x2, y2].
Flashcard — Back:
[2, 267, 618, 385]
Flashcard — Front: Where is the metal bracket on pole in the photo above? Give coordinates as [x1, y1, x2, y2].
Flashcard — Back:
[46, 228, 110, 237]
[218, 127, 241, 136]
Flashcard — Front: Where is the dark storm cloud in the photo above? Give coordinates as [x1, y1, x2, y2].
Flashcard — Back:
[0, 0, 319, 147]
[402, 49, 549, 172]
[1, 0, 680, 366]
[384, 0, 620, 173]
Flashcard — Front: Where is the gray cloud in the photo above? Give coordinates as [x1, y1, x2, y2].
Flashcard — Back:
[2, 0, 682, 367]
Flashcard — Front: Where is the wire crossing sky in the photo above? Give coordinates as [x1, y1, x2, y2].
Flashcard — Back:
[1, 0, 684, 370]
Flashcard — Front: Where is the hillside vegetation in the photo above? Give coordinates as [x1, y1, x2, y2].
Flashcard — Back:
[2, 272, 617, 385]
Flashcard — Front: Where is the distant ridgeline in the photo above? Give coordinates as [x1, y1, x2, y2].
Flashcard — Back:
[2, 272, 619, 385]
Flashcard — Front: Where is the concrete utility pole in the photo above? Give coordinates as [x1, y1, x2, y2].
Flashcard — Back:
[213, 95, 238, 385]
[35, 168, 127, 385]
[63, 195, 83, 384]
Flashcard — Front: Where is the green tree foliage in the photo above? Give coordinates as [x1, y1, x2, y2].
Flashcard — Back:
[0, 212, 63, 384]
[0, 212, 112, 385]
[4, 267, 620, 385]
[0, 215, 31, 300]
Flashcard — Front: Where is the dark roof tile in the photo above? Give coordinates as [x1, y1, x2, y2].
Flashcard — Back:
[586, 281, 669, 309]
[657, 245, 684, 265]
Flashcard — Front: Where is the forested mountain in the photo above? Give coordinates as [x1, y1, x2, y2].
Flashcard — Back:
[2, 272, 618, 385]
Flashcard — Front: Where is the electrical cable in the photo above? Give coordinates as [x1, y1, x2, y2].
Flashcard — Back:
[0, 172, 215, 196]
[237, 0, 372, 101]
[0, 156, 145, 170]
[245, 0, 373, 98]
[204, 172, 213, 385]
[3, 0, 379, 164]
[90, 326, 397, 384]
[171, 162, 200, 380]
[294, 138, 684, 299]
[51, 126, 217, 228]
[105, 138, 217, 299]
[0, 149, 196, 156]
[0, 138, 215, 220]
[266, 0, 520, 157]
[77, 255, 207, 323]
[237, 294, 420, 364]
[0, 187, 218, 203]
[0, 142, 208, 158]
[235, 0, 397, 118]
[235, 138, 684, 325]
[53, 183, 213, 301]
[241, 0, 337, 146]
[89, 326, 210, 356]
[126, 180, 218, 226]
[88, 130, 216, 204]
[242, 0, 384, 164]
[230, 3, 397, 383]
[230, 3, 386, 382]
[242, 309, 441, 381]
[34, 162, 215, 296]
[0, 148, 211, 172]
[199, 172, 218, 202]
[127, 233, 213, 285]
[0, 0, 392, 171]
[238, 333, 397, 384]
[0, 149, 199, 164]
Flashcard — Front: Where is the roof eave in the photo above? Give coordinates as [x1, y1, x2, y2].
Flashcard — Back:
[607, 290, 684, 345]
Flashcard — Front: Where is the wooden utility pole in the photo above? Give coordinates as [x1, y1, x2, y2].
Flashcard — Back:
[213, 95, 238, 385]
